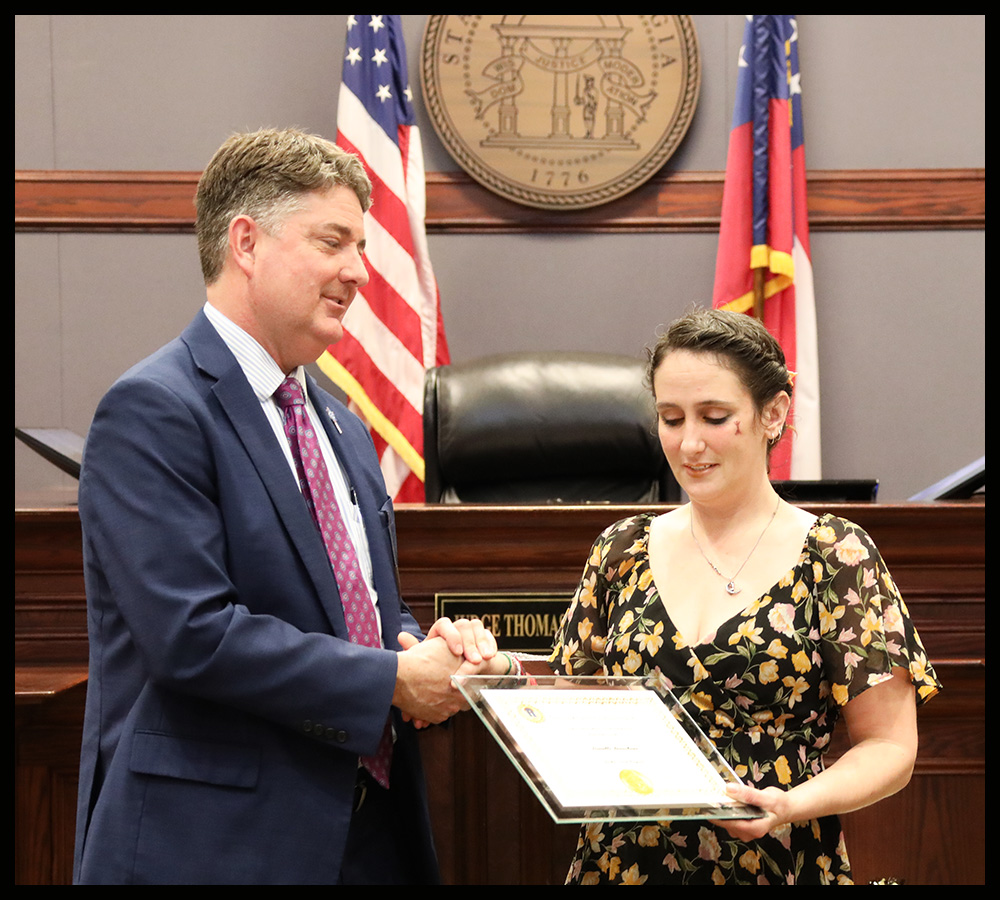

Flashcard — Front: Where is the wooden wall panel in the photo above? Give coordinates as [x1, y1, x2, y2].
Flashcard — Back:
[15, 168, 985, 234]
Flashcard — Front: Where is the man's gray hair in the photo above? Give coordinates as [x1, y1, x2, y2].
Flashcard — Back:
[195, 128, 372, 284]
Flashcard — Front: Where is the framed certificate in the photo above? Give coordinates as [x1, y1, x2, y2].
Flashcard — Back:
[453, 673, 764, 824]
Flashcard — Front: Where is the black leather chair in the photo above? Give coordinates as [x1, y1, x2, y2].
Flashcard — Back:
[423, 352, 678, 503]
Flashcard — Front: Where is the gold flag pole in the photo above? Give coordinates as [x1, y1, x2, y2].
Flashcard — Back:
[752, 267, 766, 321]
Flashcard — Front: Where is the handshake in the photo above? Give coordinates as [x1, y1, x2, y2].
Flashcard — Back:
[392, 617, 508, 728]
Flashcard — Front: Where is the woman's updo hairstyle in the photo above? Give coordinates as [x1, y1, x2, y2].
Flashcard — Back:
[646, 308, 794, 446]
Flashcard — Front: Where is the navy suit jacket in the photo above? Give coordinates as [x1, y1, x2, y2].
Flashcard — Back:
[74, 312, 438, 884]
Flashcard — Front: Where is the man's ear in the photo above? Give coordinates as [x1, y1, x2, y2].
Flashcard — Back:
[228, 215, 260, 278]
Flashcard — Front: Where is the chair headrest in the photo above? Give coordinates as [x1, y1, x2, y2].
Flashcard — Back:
[429, 352, 661, 485]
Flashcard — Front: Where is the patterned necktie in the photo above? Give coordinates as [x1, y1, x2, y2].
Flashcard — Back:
[274, 376, 392, 788]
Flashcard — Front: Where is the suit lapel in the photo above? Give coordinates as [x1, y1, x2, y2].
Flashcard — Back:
[182, 314, 349, 636]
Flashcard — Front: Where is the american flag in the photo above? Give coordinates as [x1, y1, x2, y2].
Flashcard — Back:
[319, 14, 449, 501]
[712, 15, 821, 480]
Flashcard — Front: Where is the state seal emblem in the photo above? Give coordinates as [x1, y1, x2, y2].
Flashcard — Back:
[421, 15, 700, 210]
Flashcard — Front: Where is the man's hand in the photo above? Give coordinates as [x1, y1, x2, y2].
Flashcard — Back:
[393, 618, 500, 728]
[391, 634, 471, 726]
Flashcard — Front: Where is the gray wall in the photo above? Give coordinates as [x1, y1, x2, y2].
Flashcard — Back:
[15, 15, 985, 502]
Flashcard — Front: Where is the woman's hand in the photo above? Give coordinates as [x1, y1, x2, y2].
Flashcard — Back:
[710, 784, 793, 841]
[424, 616, 498, 666]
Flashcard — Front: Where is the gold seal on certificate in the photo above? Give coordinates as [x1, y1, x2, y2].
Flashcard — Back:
[619, 769, 654, 796]
[518, 702, 545, 723]
[421, 15, 701, 210]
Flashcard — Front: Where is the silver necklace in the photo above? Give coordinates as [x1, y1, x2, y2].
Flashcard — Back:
[690, 498, 781, 596]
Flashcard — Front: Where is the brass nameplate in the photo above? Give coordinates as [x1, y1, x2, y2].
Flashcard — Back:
[435, 592, 571, 653]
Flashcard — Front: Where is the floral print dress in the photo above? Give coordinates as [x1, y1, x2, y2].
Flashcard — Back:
[549, 513, 940, 885]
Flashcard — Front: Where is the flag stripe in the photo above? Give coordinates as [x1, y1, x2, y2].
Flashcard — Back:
[335, 298, 425, 411]
[337, 129, 418, 260]
[318, 339, 424, 462]
[363, 214, 427, 318]
[358, 260, 423, 353]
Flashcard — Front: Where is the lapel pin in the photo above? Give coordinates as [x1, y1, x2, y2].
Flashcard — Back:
[326, 406, 343, 434]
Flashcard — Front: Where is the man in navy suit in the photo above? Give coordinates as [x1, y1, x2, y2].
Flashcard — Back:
[74, 129, 503, 884]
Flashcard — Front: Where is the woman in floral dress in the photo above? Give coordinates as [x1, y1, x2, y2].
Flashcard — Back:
[550, 309, 940, 885]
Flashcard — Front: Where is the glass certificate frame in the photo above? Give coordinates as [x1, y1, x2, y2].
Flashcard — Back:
[452, 673, 765, 824]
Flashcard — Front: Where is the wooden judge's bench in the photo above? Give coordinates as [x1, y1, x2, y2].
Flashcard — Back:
[15, 501, 984, 884]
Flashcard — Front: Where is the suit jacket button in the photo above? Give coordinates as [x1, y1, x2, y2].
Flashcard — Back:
[330, 729, 348, 743]
[303, 720, 314, 734]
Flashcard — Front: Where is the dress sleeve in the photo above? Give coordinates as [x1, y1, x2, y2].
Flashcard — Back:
[811, 516, 941, 708]
[549, 520, 626, 676]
